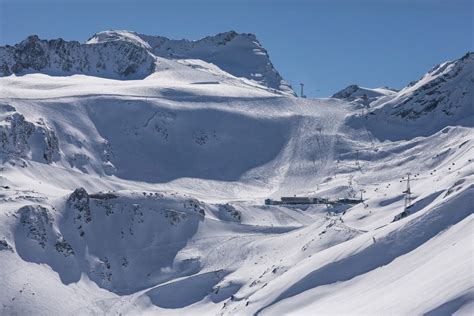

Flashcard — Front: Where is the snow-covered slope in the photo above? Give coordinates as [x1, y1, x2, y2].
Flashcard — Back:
[0, 37, 473, 316]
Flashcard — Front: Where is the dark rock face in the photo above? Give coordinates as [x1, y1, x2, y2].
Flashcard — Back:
[185, 198, 206, 216]
[54, 238, 75, 257]
[18, 205, 54, 248]
[11, 35, 49, 73]
[0, 113, 34, 158]
[15, 204, 76, 262]
[42, 127, 60, 163]
[0, 112, 60, 163]
[0, 239, 14, 252]
[220, 203, 242, 222]
[331, 85, 361, 99]
[67, 188, 92, 236]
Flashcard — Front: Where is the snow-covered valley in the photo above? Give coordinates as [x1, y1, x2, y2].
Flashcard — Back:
[0, 31, 473, 315]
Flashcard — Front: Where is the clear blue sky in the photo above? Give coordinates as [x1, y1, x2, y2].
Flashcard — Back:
[0, 0, 472, 97]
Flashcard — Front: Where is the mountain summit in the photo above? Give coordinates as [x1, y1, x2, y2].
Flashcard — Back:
[0, 30, 294, 95]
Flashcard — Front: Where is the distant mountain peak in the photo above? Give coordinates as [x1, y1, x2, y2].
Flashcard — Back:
[331, 84, 397, 105]
[86, 30, 154, 50]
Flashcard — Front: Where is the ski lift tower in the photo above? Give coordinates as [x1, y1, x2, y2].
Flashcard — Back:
[403, 173, 413, 211]
[300, 83, 306, 98]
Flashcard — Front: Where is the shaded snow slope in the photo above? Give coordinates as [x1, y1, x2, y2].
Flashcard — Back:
[0, 49, 472, 315]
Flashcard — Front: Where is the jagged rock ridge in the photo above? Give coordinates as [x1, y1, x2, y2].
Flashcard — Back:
[0, 35, 156, 79]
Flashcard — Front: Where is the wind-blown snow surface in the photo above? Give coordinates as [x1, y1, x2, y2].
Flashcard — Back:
[0, 46, 473, 315]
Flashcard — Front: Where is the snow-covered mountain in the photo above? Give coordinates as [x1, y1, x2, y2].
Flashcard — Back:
[87, 30, 294, 94]
[348, 52, 474, 140]
[332, 84, 397, 105]
[379, 52, 473, 119]
[0, 30, 294, 95]
[0, 29, 473, 316]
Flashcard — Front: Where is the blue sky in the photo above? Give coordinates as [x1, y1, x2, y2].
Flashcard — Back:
[0, 0, 472, 97]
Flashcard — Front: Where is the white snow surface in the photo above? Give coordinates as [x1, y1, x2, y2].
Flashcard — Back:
[0, 42, 473, 316]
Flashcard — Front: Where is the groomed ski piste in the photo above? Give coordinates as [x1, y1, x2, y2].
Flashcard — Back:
[0, 31, 473, 315]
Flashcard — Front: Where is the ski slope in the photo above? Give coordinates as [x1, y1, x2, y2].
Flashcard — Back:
[0, 32, 473, 315]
